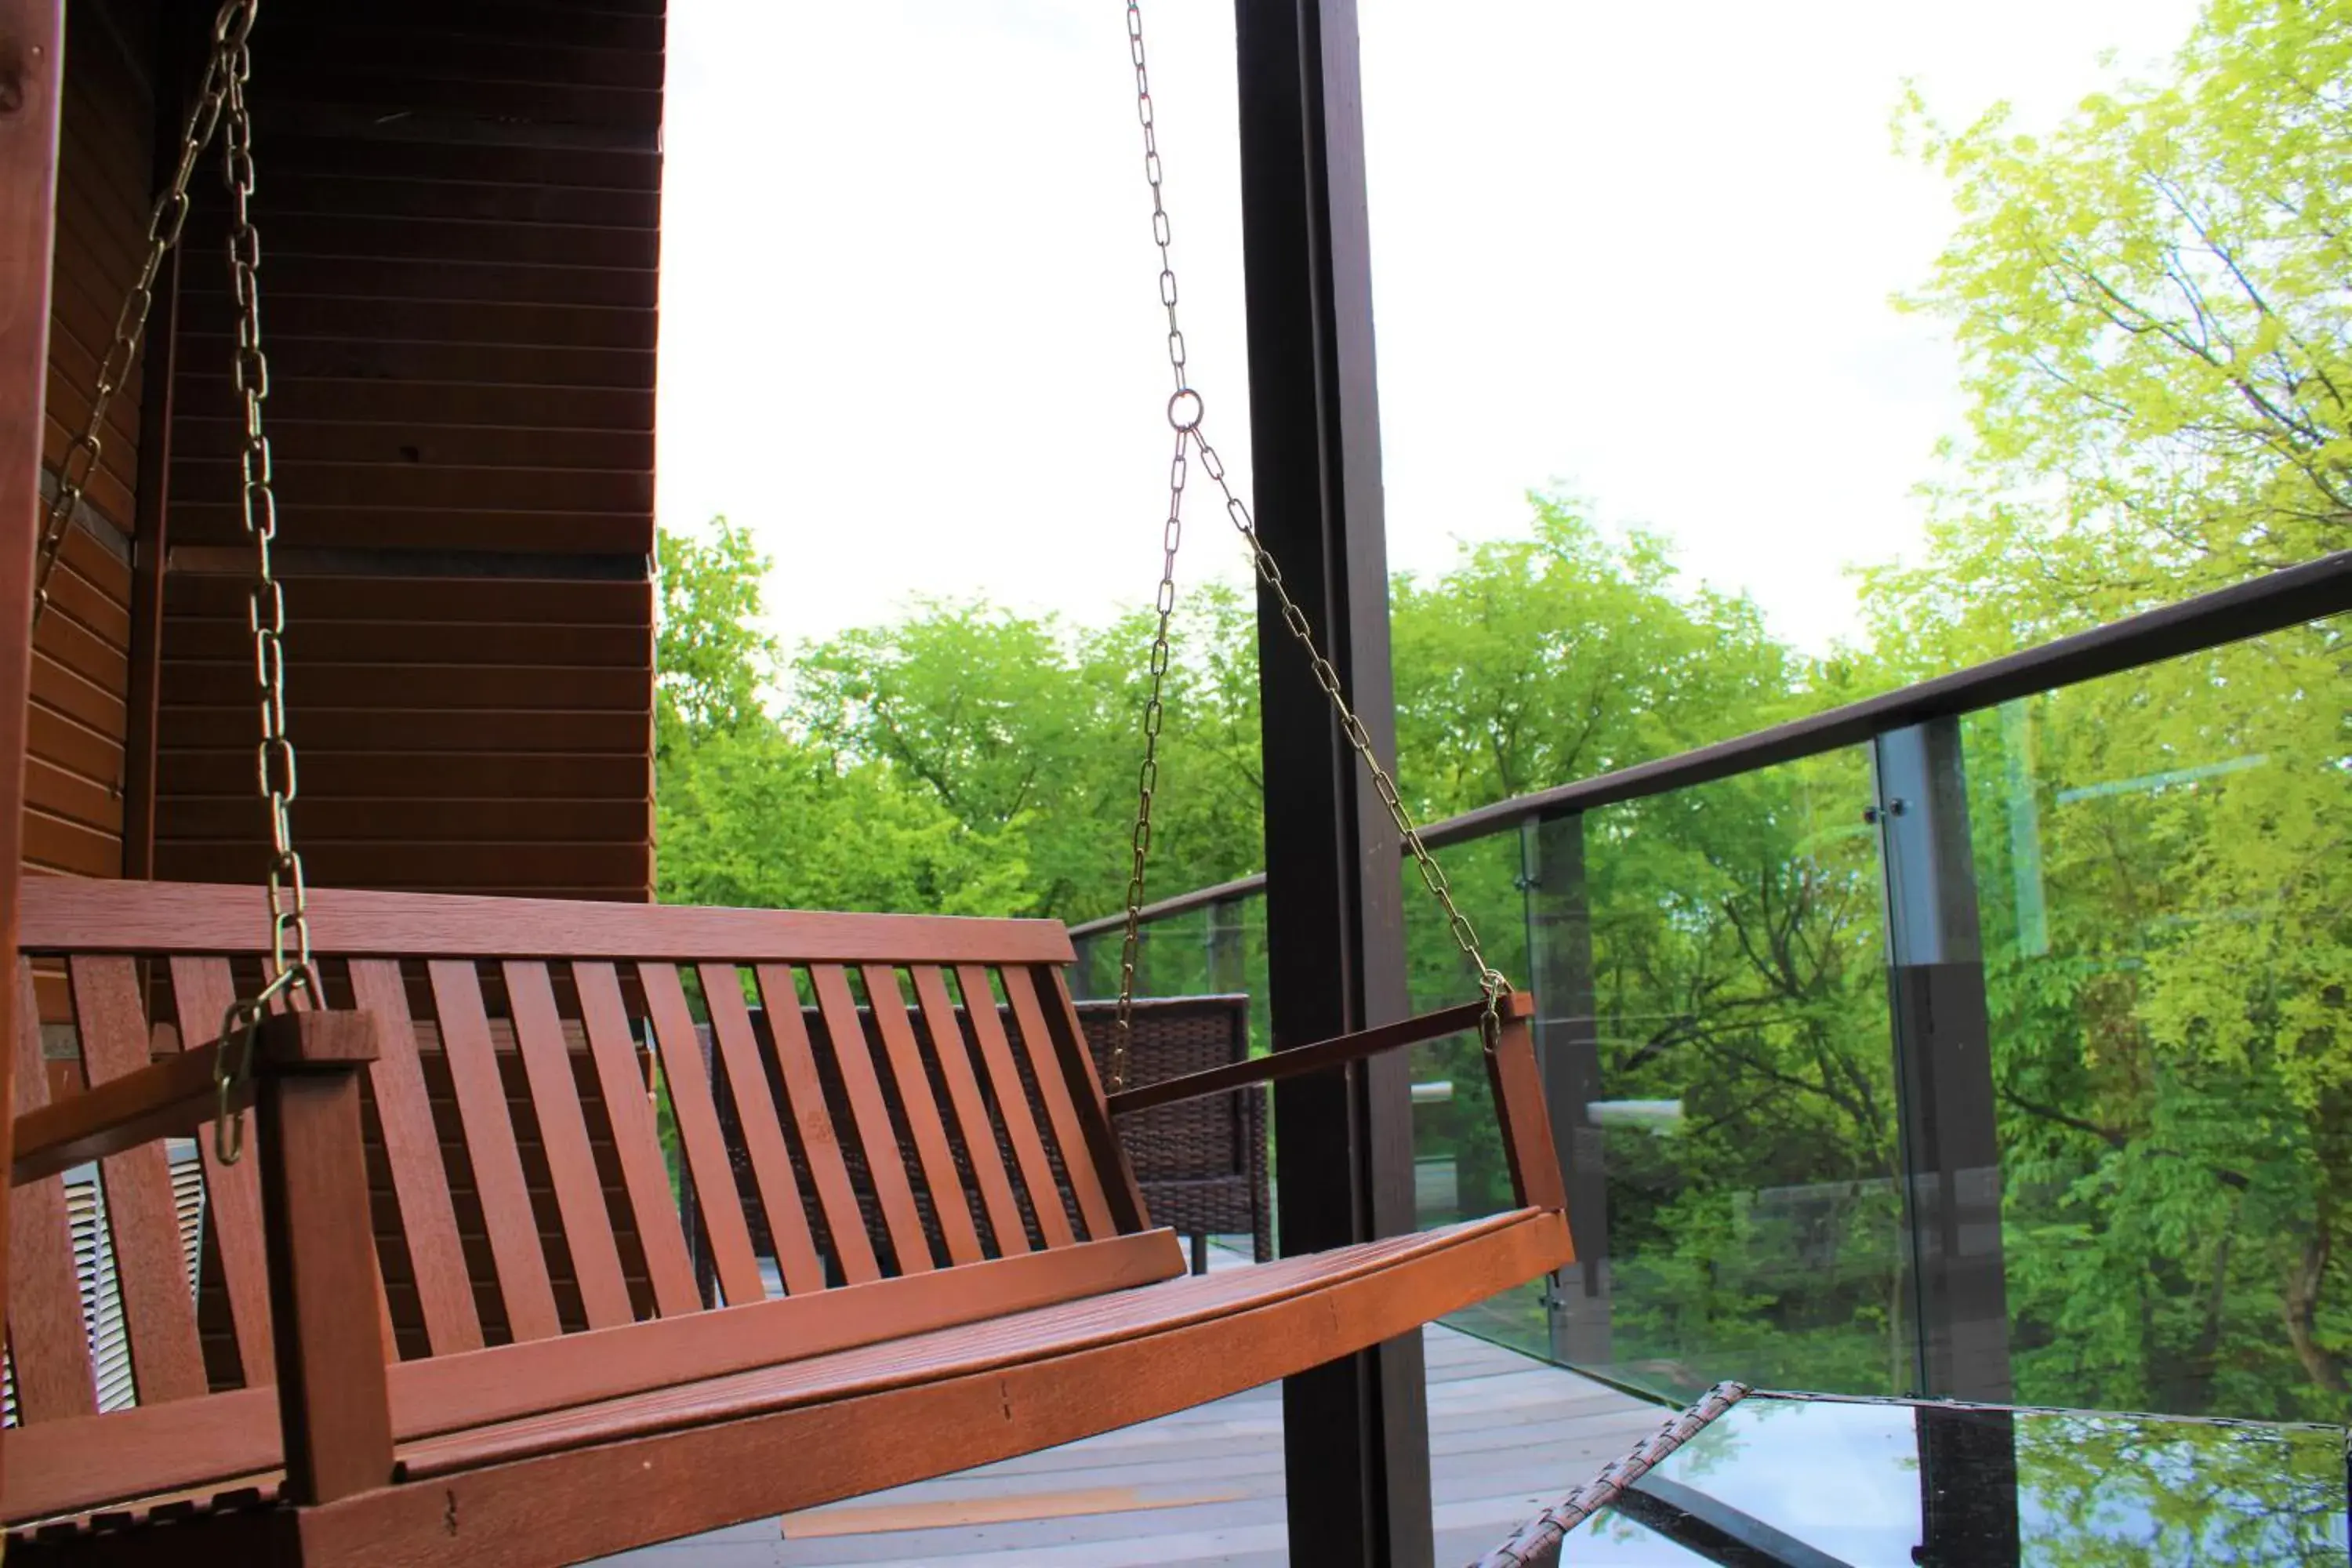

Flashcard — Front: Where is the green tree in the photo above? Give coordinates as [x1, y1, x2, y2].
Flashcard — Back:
[1387, 501, 1815, 1017]
[655, 518, 777, 758]
[792, 589, 1263, 922]
[1878, 0, 2352, 1420]
[659, 726, 1029, 917]
[1892, 0, 2350, 630]
[654, 521, 1018, 916]
[1389, 500, 1797, 815]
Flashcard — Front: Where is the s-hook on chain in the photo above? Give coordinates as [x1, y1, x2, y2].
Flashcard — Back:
[1111, 0, 1510, 1095]
[209, 0, 316, 1164]
[31, 3, 245, 625]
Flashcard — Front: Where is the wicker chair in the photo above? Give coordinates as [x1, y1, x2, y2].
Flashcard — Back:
[1076, 995, 1268, 1273]
[697, 993, 1267, 1291]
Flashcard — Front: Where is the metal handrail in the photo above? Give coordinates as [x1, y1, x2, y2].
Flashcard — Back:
[1069, 550, 2351, 941]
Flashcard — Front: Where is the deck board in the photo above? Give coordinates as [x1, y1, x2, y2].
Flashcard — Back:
[592, 1243, 1657, 1567]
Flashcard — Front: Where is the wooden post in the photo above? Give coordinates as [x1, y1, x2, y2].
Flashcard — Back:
[0, 0, 66, 1524]
[253, 1011, 396, 1505]
[1479, 994, 1566, 1217]
[120, 2, 196, 881]
[122, 245, 181, 880]
[1233, 1, 1432, 1561]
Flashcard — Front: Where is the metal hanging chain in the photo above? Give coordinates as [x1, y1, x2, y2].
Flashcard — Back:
[1109, 0, 1205, 1092]
[1109, 425, 1189, 1092]
[30, 13, 245, 627]
[1191, 427, 1512, 1020]
[209, 0, 316, 1165]
[1112, 0, 1511, 1092]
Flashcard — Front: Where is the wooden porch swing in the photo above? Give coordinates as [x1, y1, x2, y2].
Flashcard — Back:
[0, 2, 1574, 1563]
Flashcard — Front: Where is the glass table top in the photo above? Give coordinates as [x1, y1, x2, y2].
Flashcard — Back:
[1559, 1392, 2349, 1566]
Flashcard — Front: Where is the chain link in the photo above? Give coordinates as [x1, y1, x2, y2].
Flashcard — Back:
[1109, 426, 1189, 1092]
[30, 18, 241, 626]
[1114, 0, 1511, 1080]
[1109, 0, 1202, 1092]
[1129, 1, 1185, 400]
[26, 0, 290, 1159]
[1195, 430, 1512, 1032]
[210, 0, 314, 1164]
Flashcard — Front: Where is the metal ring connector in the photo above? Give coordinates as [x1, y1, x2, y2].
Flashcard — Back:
[1167, 388, 1204, 430]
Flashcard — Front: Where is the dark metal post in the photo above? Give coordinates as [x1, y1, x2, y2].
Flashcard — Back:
[1519, 814, 1610, 1366]
[1873, 720, 2013, 1401]
[1234, 1, 1431, 1561]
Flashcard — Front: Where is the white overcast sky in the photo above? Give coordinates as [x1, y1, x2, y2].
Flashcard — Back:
[657, 2, 2204, 659]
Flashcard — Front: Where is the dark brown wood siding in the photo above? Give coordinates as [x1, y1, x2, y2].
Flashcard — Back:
[31, 0, 156, 884]
[151, 1, 662, 904]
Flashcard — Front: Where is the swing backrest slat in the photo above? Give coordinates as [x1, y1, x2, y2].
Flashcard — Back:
[68, 956, 209, 1406]
[7, 965, 97, 1423]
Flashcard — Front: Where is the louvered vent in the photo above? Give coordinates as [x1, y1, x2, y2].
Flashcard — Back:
[2, 1142, 208, 1425]
[70, 1162, 136, 1414]
[170, 1142, 207, 1298]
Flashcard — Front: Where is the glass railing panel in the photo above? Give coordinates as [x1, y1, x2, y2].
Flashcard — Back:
[1512, 746, 1904, 1400]
[1959, 617, 2350, 1424]
[1392, 833, 1541, 1354]
[1131, 908, 1210, 1000]
[1073, 899, 1269, 1047]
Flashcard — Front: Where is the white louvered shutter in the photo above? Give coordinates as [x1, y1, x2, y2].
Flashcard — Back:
[52, 1147, 207, 1417]
[167, 1140, 207, 1298]
[66, 1163, 136, 1413]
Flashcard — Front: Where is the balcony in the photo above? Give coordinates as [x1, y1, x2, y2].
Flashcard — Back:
[10, 0, 2350, 1562]
[1071, 555, 2352, 1427]
[609, 555, 2351, 1563]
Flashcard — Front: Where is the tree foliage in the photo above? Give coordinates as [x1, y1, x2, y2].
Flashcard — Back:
[1867, 0, 2352, 1421]
[1388, 503, 1795, 813]
[655, 520, 776, 756]
[789, 590, 1263, 921]
[1891, 0, 2349, 627]
[653, 520, 1021, 916]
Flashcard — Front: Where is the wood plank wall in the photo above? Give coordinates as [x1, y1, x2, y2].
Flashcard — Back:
[149, 1, 663, 903]
[31, 0, 154, 885]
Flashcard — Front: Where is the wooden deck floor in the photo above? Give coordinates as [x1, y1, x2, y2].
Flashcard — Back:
[597, 1250, 1661, 1567]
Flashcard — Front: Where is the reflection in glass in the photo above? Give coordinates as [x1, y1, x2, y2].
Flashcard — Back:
[1563, 1392, 2349, 1566]
[1399, 750, 1905, 1399]
[1962, 622, 2351, 1424]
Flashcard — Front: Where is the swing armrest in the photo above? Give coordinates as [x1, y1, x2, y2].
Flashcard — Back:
[10, 1011, 378, 1187]
[1104, 991, 1536, 1115]
[12, 1007, 397, 1501]
[1103, 990, 1563, 1211]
